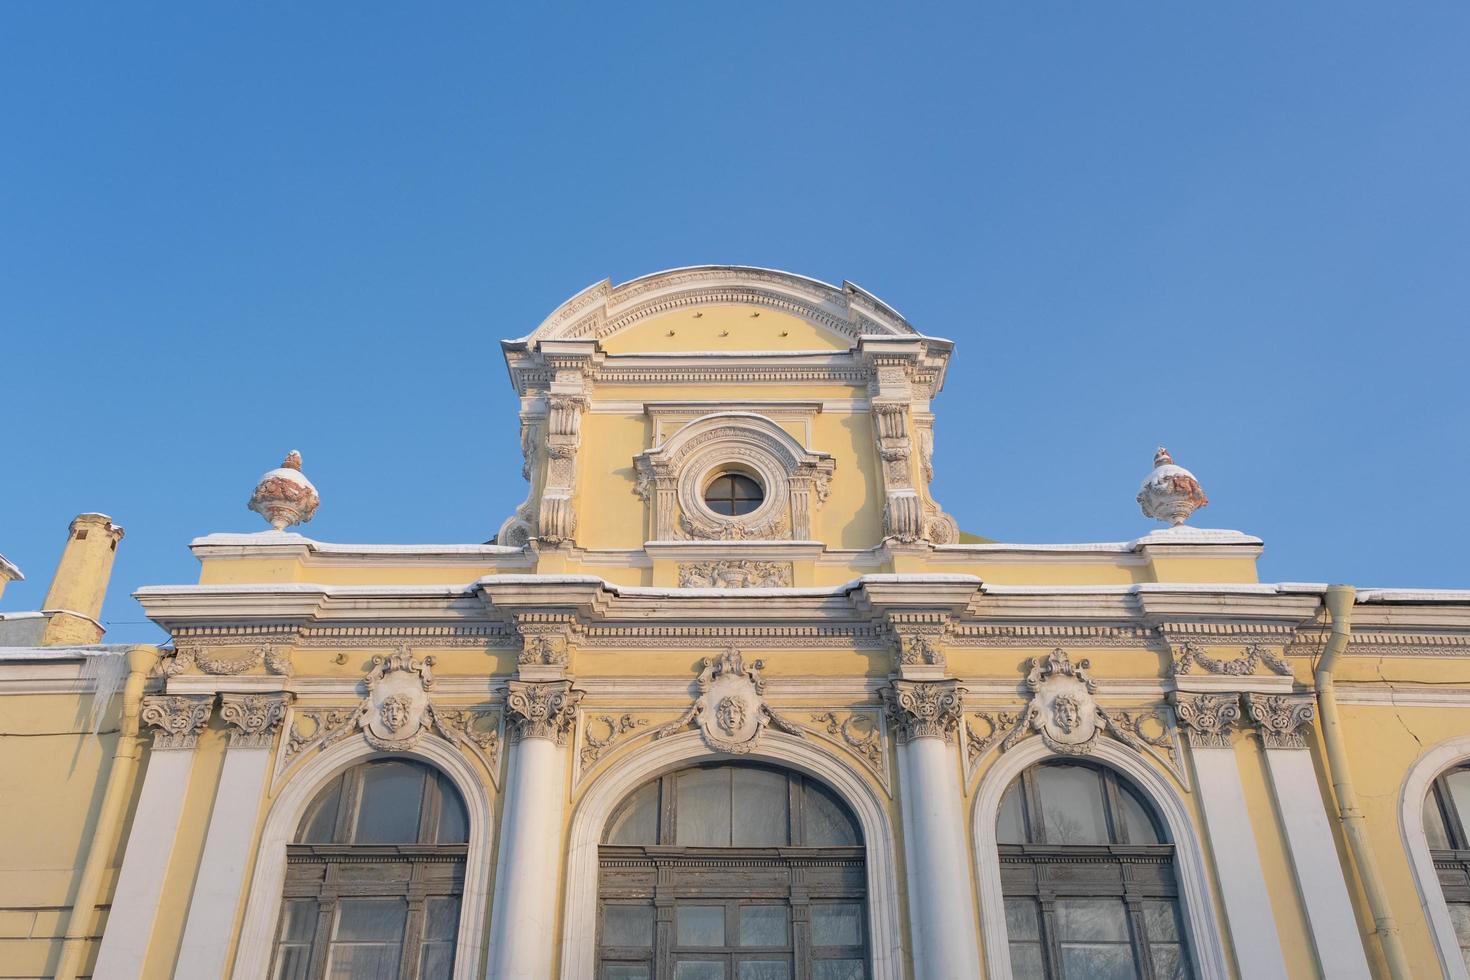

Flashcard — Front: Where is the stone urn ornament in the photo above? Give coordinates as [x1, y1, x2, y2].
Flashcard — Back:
[248, 450, 320, 530]
[1137, 447, 1208, 526]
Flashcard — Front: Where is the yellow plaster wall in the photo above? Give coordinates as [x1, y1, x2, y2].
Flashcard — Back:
[600, 306, 851, 354]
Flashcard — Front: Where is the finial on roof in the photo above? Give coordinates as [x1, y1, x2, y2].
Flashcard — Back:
[1137, 446, 1208, 527]
[248, 450, 320, 531]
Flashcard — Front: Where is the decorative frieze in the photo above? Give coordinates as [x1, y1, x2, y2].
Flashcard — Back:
[505, 680, 583, 745]
[886, 612, 950, 672]
[219, 693, 293, 749]
[881, 679, 966, 743]
[1244, 693, 1316, 750]
[512, 612, 579, 674]
[157, 644, 294, 677]
[579, 713, 649, 772]
[949, 624, 1156, 649]
[656, 649, 805, 753]
[140, 695, 214, 751]
[678, 561, 793, 588]
[1173, 693, 1242, 748]
[1171, 642, 1291, 678]
[998, 649, 1146, 757]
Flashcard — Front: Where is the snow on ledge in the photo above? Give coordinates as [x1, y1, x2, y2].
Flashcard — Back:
[191, 532, 526, 557]
[1357, 588, 1470, 604]
[935, 528, 1262, 555]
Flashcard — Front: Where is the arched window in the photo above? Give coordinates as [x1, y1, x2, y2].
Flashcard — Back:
[996, 760, 1194, 980]
[1423, 764, 1470, 968]
[599, 761, 867, 980]
[270, 758, 468, 980]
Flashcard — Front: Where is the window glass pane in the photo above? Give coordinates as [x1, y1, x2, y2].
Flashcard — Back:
[996, 782, 1027, 844]
[298, 776, 343, 843]
[677, 768, 733, 846]
[271, 945, 312, 980]
[803, 779, 859, 846]
[1004, 898, 1040, 940]
[353, 761, 427, 843]
[738, 961, 790, 980]
[1058, 944, 1138, 980]
[327, 898, 407, 980]
[604, 905, 655, 947]
[675, 961, 727, 979]
[732, 768, 789, 845]
[1056, 898, 1137, 980]
[1447, 770, 1470, 843]
[425, 896, 460, 942]
[1150, 943, 1190, 980]
[436, 777, 469, 844]
[1450, 902, 1470, 960]
[1034, 764, 1110, 844]
[606, 966, 651, 980]
[605, 781, 660, 845]
[279, 898, 319, 942]
[1006, 943, 1046, 980]
[811, 903, 863, 947]
[419, 942, 455, 980]
[739, 905, 789, 946]
[1143, 900, 1182, 943]
[812, 962, 866, 980]
[1425, 790, 1454, 850]
[677, 905, 726, 946]
[1118, 782, 1162, 844]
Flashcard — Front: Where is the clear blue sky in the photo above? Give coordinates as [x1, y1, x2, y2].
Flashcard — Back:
[2, 4, 1467, 643]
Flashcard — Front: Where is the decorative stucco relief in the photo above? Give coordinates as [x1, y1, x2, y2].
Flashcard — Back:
[656, 649, 805, 753]
[578, 713, 649, 774]
[140, 694, 214, 751]
[678, 561, 793, 588]
[1173, 693, 1242, 749]
[999, 649, 1149, 757]
[811, 710, 889, 791]
[1243, 693, 1316, 750]
[964, 710, 1018, 781]
[505, 679, 583, 745]
[157, 643, 294, 677]
[1170, 642, 1291, 678]
[219, 693, 293, 749]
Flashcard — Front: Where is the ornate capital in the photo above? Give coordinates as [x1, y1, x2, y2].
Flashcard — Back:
[219, 692, 293, 749]
[140, 695, 214, 751]
[1173, 693, 1241, 748]
[513, 613, 579, 675]
[882, 679, 966, 743]
[505, 680, 583, 745]
[1244, 693, 1316, 750]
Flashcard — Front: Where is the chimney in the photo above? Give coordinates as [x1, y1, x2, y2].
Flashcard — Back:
[41, 513, 125, 646]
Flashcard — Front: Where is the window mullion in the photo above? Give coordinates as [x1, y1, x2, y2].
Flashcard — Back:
[334, 768, 365, 843]
[1038, 896, 1063, 980]
[1126, 897, 1156, 980]
[305, 899, 336, 980]
[1438, 779, 1470, 851]
[1101, 770, 1129, 845]
[1022, 770, 1045, 844]
[400, 897, 428, 980]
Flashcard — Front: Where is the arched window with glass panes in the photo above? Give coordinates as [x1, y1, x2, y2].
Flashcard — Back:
[1422, 763, 1470, 969]
[598, 761, 868, 980]
[996, 760, 1194, 980]
[270, 758, 468, 980]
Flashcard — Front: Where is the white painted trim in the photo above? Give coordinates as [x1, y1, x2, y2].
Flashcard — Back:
[177, 747, 274, 977]
[972, 739, 1230, 980]
[1261, 748, 1371, 978]
[558, 730, 905, 980]
[1400, 735, 1470, 980]
[229, 735, 494, 980]
[93, 749, 195, 978]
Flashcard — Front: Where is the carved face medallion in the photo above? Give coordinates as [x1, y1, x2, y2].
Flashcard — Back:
[715, 696, 747, 736]
[380, 694, 412, 733]
[1052, 694, 1081, 734]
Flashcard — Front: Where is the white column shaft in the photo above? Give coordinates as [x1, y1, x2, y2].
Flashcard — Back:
[93, 748, 195, 979]
[1190, 747, 1290, 980]
[487, 736, 568, 980]
[175, 747, 272, 978]
[897, 736, 981, 980]
[1263, 747, 1372, 978]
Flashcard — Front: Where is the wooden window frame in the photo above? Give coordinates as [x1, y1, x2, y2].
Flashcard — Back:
[1426, 766, 1470, 962]
[999, 761, 1193, 980]
[270, 761, 468, 980]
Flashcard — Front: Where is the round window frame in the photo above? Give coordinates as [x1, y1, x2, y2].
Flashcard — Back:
[682, 453, 788, 534]
[699, 466, 767, 519]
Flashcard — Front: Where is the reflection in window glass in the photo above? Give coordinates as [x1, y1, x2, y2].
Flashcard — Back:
[737, 961, 791, 980]
[1055, 898, 1137, 980]
[732, 768, 789, 845]
[437, 786, 469, 844]
[271, 898, 318, 980]
[326, 899, 407, 978]
[354, 761, 426, 843]
[604, 905, 655, 947]
[605, 781, 660, 845]
[1034, 764, 1109, 844]
[1425, 795, 1454, 850]
[811, 962, 865, 980]
[677, 768, 733, 846]
[605, 966, 651, 980]
[1447, 770, 1470, 841]
[1118, 783, 1162, 844]
[804, 780, 859, 846]
[739, 906, 789, 946]
[810, 904, 862, 947]
[675, 960, 727, 979]
[298, 777, 342, 844]
[677, 905, 726, 947]
[996, 783, 1026, 844]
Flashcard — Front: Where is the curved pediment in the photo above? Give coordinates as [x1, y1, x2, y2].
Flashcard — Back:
[514, 265, 922, 352]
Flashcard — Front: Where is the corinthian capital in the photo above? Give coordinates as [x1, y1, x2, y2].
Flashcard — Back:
[881, 679, 966, 743]
[140, 694, 214, 751]
[219, 692, 294, 749]
[505, 680, 583, 745]
[1244, 693, 1316, 750]
[1172, 693, 1240, 749]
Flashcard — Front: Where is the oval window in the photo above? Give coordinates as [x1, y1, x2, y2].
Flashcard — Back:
[703, 472, 764, 516]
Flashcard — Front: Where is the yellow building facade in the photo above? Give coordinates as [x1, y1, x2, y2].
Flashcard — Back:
[3, 266, 1470, 979]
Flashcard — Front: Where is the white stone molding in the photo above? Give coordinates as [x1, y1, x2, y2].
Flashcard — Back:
[655, 649, 806, 753]
[230, 735, 493, 980]
[93, 746, 196, 978]
[1261, 744, 1372, 977]
[1400, 734, 1470, 980]
[677, 559, 793, 587]
[973, 738, 1231, 980]
[539, 388, 589, 546]
[505, 678, 583, 744]
[139, 693, 213, 750]
[218, 691, 292, 749]
[634, 412, 834, 542]
[863, 344, 958, 545]
[559, 729, 905, 980]
[358, 650, 437, 750]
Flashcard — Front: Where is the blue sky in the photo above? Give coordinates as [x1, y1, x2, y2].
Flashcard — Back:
[2, 3, 1467, 643]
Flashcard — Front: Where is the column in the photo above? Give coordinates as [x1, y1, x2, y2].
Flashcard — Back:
[93, 695, 213, 979]
[486, 679, 582, 980]
[882, 679, 981, 980]
[1245, 693, 1372, 979]
[175, 692, 292, 978]
[1174, 693, 1290, 980]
